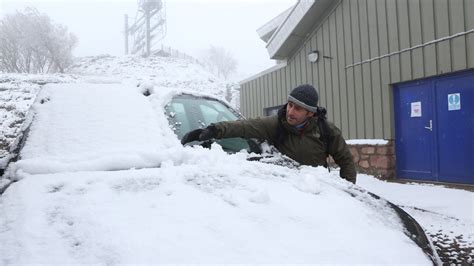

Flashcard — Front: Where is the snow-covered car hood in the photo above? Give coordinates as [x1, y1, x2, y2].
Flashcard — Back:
[2, 160, 433, 264]
[0, 83, 435, 264]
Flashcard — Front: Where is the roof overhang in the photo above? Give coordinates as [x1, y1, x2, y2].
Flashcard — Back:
[256, 7, 294, 43]
[266, 0, 337, 60]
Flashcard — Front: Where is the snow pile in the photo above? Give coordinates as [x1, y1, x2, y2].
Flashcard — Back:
[69, 54, 234, 101]
[347, 139, 389, 145]
[0, 74, 78, 169]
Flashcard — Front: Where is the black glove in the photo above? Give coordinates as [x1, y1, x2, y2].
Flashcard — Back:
[198, 125, 218, 141]
[181, 128, 204, 144]
[181, 125, 219, 145]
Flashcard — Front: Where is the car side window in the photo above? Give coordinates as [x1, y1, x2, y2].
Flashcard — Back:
[166, 94, 261, 154]
[167, 102, 191, 139]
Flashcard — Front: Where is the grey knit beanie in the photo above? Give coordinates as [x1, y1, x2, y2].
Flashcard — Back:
[287, 84, 319, 113]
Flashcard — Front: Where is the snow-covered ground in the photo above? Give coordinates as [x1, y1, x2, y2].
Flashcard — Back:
[358, 175, 474, 264]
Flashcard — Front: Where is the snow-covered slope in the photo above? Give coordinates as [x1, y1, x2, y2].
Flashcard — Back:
[69, 54, 235, 101]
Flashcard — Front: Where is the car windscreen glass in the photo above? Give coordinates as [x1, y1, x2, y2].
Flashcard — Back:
[165, 94, 259, 153]
[199, 102, 237, 124]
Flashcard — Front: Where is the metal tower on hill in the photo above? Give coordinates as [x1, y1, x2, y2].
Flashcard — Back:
[124, 0, 166, 57]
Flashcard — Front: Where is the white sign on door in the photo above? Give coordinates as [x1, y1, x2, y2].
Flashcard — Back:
[448, 93, 461, 111]
[411, 101, 422, 117]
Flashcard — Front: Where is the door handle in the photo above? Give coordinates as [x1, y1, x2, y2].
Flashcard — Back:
[424, 120, 433, 131]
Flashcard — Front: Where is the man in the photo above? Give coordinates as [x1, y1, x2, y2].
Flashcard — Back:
[181, 84, 357, 183]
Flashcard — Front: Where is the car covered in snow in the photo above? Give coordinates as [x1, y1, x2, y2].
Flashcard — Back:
[0, 82, 440, 264]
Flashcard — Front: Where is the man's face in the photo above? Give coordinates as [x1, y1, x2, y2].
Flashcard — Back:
[286, 101, 314, 126]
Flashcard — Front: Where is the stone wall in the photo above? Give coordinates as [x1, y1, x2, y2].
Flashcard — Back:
[349, 141, 395, 179]
[330, 141, 396, 180]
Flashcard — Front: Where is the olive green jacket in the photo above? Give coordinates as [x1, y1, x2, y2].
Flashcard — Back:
[213, 115, 356, 183]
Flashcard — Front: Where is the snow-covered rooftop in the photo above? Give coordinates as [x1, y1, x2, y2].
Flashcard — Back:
[256, 6, 294, 43]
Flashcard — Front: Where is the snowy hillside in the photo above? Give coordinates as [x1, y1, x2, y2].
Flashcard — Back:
[69, 54, 238, 104]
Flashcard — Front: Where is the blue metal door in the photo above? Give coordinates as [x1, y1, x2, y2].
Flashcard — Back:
[394, 80, 435, 180]
[434, 72, 474, 184]
[394, 70, 474, 184]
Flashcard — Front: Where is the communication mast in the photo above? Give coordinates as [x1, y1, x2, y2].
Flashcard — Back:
[124, 0, 166, 56]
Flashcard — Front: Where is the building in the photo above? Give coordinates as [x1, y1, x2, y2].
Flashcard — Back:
[240, 0, 474, 184]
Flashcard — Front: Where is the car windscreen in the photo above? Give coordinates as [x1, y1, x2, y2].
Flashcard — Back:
[165, 94, 259, 153]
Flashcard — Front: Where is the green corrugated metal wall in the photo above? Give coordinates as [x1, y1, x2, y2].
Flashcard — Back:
[240, 0, 474, 139]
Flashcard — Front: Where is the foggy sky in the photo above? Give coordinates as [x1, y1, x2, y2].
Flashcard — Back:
[1, 0, 295, 80]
